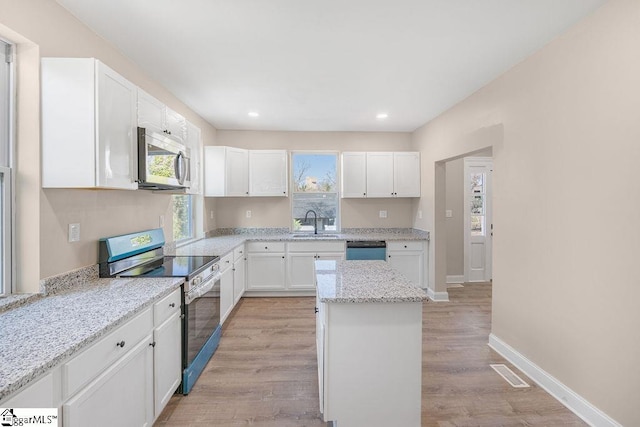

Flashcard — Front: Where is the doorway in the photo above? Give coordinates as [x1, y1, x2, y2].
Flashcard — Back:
[463, 157, 493, 282]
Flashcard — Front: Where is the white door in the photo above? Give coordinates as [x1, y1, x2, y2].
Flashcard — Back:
[366, 152, 394, 197]
[341, 152, 367, 198]
[249, 150, 288, 196]
[464, 157, 493, 282]
[225, 147, 249, 196]
[393, 152, 421, 197]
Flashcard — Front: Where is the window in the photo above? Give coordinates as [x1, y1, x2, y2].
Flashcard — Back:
[291, 152, 339, 233]
[173, 194, 193, 241]
[0, 39, 13, 296]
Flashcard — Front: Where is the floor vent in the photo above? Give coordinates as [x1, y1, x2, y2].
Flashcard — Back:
[490, 364, 530, 388]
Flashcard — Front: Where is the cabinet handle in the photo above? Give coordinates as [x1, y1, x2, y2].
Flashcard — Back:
[116, 341, 126, 348]
[404, 245, 407, 248]
[149, 342, 156, 348]
[240, 250, 243, 254]
[314, 307, 319, 313]
[265, 246, 268, 250]
[282, 256, 285, 259]
[388, 255, 391, 258]
[169, 303, 176, 308]
[226, 260, 230, 264]
[363, 193, 366, 196]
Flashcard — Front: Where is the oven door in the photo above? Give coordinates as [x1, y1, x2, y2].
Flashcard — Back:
[182, 274, 221, 394]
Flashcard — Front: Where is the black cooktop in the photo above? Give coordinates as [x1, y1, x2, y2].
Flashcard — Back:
[117, 255, 219, 279]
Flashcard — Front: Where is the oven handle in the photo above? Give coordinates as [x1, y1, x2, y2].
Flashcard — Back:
[185, 274, 219, 304]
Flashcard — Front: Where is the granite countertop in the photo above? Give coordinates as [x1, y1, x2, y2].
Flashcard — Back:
[315, 260, 428, 303]
[169, 228, 429, 257]
[0, 277, 183, 401]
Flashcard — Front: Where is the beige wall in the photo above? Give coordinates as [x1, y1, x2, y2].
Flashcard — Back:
[411, 0, 639, 424]
[445, 158, 463, 277]
[0, 0, 217, 287]
[213, 130, 413, 229]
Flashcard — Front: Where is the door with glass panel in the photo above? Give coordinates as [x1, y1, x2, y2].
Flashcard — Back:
[464, 158, 492, 282]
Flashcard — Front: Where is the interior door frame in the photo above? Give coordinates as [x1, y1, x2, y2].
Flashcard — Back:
[463, 157, 493, 282]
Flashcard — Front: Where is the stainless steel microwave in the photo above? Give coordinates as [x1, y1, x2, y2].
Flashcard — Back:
[137, 127, 191, 190]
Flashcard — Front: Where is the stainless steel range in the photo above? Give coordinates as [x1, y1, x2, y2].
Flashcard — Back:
[98, 228, 221, 394]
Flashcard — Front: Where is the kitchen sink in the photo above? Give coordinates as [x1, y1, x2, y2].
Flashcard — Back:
[291, 234, 341, 239]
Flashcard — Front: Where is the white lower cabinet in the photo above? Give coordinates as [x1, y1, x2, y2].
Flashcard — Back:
[152, 289, 182, 419]
[64, 335, 154, 427]
[1, 372, 58, 408]
[233, 247, 246, 304]
[220, 252, 235, 324]
[287, 241, 345, 290]
[316, 297, 423, 427]
[386, 241, 425, 287]
[246, 242, 286, 291]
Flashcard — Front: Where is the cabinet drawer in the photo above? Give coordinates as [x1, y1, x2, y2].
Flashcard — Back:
[154, 288, 181, 327]
[220, 252, 234, 271]
[386, 241, 424, 252]
[63, 307, 153, 399]
[233, 244, 245, 261]
[247, 241, 285, 253]
[287, 241, 345, 253]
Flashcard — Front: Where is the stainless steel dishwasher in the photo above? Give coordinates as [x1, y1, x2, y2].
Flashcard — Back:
[345, 241, 387, 260]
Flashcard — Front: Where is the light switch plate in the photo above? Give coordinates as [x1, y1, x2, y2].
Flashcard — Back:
[445, 210, 453, 218]
[246, 210, 252, 218]
[379, 210, 387, 218]
[68, 223, 80, 242]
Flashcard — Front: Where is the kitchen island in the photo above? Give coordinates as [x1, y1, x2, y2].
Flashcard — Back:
[315, 260, 427, 427]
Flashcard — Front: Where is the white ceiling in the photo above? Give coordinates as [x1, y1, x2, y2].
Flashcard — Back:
[56, 0, 606, 132]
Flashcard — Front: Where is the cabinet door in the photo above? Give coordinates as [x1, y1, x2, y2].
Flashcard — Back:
[394, 152, 421, 197]
[137, 89, 165, 134]
[96, 61, 137, 189]
[220, 266, 234, 324]
[287, 252, 317, 290]
[186, 121, 202, 195]
[387, 252, 423, 287]
[153, 312, 181, 418]
[366, 152, 394, 197]
[64, 336, 154, 427]
[341, 152, 367, 198]
[165, 107, 187, 143]
[226, 147, 249, 196]
[233, 256, 246, 304]
[1, 373, 56, 408]
[249, 150, 288, 196]
[247, 253, 286, 290]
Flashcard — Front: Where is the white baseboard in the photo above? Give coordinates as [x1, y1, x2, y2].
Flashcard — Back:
[425, 287, 449, 302]
[446, 275, 464, 284]
[488, 334, 621, 427]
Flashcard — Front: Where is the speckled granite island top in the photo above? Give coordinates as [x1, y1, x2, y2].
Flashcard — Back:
[315, 260, 428, 303]
[0, 277, 183, 401]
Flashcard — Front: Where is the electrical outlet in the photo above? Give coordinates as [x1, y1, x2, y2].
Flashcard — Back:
[159, 215, 165, 227]
[68, 223, 80, 242]
[418, 210, 423, 219]
[445, 210, 453, 218]
[379, 210, 387, 218]
[210, 211, 214, 219]
[246, 210, 252, 218]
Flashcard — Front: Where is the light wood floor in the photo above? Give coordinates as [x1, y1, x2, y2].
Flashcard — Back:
[155, 283, 586, 426]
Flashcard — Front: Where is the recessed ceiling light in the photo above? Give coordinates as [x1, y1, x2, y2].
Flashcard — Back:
[376, 113, 388, 119]
[248, 111, 259, 117]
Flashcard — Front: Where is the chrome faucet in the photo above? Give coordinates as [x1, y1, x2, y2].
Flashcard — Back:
[304, 209, 318, 234]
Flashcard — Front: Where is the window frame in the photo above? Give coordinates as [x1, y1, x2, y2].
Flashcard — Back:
[0, 38, 14, 296]
[172, 193, 195, 243]
[290, 150, 341, 234]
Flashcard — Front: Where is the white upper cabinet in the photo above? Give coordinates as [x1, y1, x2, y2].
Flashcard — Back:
[393, 152, 421, 197]
[205, 148, 287, 197]
[341, 151, 421, 198]
[249, 150, 288, 197]
[185, 121, 202, 195]
[42, 58, 137, 190]
[137, 89, 186, 143]
[204, 146, 249, 197]
[366, 152, 395, 197]
[341, 152, 367, 197]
